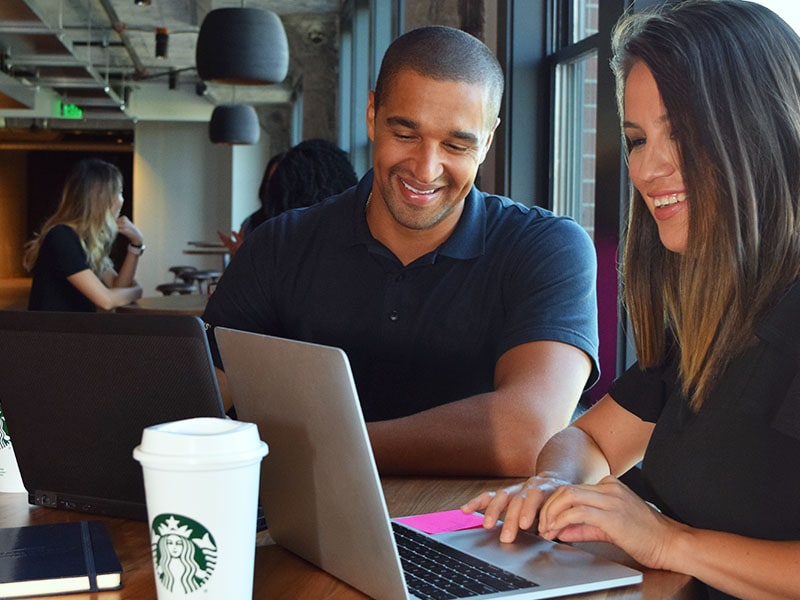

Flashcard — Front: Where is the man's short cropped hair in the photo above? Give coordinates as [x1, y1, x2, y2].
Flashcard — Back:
[373, 25, 504, 125]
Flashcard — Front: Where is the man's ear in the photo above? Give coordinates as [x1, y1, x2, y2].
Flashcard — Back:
[479, 117, 501, 164]
[366, 90, 376, 142]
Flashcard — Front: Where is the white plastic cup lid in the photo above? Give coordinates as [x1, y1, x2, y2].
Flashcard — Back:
[133, 417, 268, 468]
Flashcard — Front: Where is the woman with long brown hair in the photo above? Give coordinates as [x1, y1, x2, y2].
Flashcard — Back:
[464, 2, 800, 597]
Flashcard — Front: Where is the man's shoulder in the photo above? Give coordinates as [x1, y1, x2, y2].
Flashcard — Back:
[247, 186, 360, 255]
[479, 191, 591, 241]
[276, 186, 357, 226]
[480, 191, 565, 223]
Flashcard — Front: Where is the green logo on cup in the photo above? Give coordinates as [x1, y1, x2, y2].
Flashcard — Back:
[0, 408, 11, 450]
[151, 514, 217, 593]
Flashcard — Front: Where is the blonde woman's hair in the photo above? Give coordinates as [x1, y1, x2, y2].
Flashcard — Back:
[24, 159, 123, 277]
[611, 0, 800, 409]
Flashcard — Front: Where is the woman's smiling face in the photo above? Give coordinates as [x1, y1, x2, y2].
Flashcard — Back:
[624, 60, 689, 254]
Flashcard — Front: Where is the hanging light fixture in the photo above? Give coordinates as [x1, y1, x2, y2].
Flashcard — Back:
[155, 28, 169, 59]
[208, 104, 260, 145]
[195, 8, 289, 85]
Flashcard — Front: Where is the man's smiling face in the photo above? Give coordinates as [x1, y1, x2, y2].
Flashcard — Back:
[367, 69, 497, 235]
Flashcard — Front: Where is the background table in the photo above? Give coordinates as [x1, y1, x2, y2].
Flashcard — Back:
[183, 246, 230, 270]
[116, 294, 208, 316]
[0, 477, 697, 599]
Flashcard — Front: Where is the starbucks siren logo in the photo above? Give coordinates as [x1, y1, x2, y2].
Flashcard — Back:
[0, 409, 12, 450]
[151, 514, 217, 593]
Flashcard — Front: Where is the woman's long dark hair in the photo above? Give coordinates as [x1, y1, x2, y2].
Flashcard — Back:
[612, 0, 800, 408]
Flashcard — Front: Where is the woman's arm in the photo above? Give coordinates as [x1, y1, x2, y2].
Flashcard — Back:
[538, 475, 800, 599]
[462, 395, 653, 541]
[105, 244, 142, 289]
[111, 216, 144, 288]
[668, 529, 800, 599]
[68, 269, 142, 311]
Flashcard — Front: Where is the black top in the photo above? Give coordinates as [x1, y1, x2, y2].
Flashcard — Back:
[28, 225, 95, 312]
[203, 170, 599, 422]
[610, 281, 800, 600]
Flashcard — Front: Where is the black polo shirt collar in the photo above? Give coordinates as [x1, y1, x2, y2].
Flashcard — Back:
[349, 169, 486, 264]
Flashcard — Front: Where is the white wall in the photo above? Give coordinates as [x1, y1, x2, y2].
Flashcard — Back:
[127, 83, 214, 122]
[231, 142, 268, 230]
[132, 121, 268, 296]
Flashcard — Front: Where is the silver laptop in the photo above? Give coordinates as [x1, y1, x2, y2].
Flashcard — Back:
[215, 327, 642, 600]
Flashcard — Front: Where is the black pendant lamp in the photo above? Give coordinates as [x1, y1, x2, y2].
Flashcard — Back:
[195, 8, 289, 85]
[209, 104, 260, 145]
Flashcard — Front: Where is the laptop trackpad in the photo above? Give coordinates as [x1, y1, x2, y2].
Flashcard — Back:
[435, 527, 642, 594]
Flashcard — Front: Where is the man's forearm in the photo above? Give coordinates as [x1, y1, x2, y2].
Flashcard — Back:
[367, 393, 551, 477]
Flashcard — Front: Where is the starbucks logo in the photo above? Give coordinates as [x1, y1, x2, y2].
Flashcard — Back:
[151, 514, 217, 593]
[0, 409, 11, 450]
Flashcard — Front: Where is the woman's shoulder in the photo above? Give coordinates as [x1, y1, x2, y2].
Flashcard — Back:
[757, 279, 800, 355]
[43, 224, 79, 243]
[37, 225, 85, 263]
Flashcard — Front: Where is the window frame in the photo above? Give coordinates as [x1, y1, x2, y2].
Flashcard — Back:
[560, 0, 630, 393]
[338, 0, 402, 178]
[497, 0, 631, 395]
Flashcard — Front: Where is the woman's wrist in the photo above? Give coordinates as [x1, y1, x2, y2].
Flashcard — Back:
[127, 243, 145, 256]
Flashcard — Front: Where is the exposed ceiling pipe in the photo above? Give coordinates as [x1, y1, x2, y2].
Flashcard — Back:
[96, 0, 148, 79]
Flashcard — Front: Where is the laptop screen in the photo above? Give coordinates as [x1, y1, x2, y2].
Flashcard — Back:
[0, 311, 225, 520]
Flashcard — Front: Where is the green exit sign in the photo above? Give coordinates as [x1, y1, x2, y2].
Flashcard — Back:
[56, 100, 83, 119]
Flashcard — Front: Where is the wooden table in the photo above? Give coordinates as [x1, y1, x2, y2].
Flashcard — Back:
[116, 294, 208, 316]
[0, 478, 696, 599]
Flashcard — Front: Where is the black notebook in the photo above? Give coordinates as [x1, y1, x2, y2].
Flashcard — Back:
[0, 520, 122, 598]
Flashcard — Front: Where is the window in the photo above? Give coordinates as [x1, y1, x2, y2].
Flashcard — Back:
[548, 0, 629, 393]
[552, 49, 597, 238]
[550, 0, 600, 236]
[338, 0, 401, 178]
[573, 0, 599, 42]
[750, 2, 800, 32]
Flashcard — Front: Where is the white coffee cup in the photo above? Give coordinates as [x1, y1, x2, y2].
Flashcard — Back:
[0, 408, 26, 494]
[133, 417, 268, 600]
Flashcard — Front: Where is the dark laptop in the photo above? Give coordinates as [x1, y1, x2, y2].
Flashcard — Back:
[0, 310, 225, 520]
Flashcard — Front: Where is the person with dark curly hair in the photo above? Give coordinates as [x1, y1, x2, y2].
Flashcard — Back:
[218, 140, 356, 254]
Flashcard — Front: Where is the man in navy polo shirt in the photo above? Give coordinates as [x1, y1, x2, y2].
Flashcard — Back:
[203, 25, 598, 477]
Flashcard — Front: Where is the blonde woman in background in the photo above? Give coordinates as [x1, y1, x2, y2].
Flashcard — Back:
[24, 158, 144, 311]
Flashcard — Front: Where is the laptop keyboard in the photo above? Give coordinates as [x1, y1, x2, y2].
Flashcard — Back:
[392, 522, 539, 599]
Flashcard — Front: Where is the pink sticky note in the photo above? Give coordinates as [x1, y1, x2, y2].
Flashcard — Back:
[395, 510, 485, 535]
